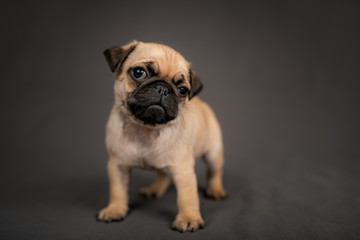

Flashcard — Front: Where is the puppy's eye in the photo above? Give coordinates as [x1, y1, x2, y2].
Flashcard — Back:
[131, 67, 147, 80]
[178, 87, 189, 96]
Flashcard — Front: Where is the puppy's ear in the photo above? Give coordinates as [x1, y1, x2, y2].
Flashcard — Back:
[189, 67, 203, 99]
[103, 41, 138, 73]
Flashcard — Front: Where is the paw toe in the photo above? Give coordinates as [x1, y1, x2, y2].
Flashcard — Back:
[206, 187, 227, 200]
[172, 214, 205, 232]
[97, 205, 127, 222]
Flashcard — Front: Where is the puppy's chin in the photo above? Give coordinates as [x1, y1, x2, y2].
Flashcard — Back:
[127, 104, 177, 126]
[123, 107, 178, 129]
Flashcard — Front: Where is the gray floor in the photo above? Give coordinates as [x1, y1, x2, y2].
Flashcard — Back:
[1, 1, 359, 239]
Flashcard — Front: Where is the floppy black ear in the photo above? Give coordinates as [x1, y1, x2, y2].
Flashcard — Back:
[189, 67, 203, 99]
[103, 41, 138, 73]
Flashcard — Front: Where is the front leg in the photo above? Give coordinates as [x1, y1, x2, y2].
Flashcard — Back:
[170, 160, 205, 232]
[97, 158, 131, 222]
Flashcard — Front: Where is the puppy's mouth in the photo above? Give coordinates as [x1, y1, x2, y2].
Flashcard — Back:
[127, 81, 178, 125]
[130, 104, 170, 125]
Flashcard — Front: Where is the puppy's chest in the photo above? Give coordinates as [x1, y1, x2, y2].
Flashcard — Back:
[110, 125, 176, 168]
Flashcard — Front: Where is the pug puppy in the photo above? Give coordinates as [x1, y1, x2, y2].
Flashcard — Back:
[97, 41, 227, 232]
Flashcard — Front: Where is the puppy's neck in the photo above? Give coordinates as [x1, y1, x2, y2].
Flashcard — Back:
[117, 105, 178, 145]
[123, 119, 160, 139]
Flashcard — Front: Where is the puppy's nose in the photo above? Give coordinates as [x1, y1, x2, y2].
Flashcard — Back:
[156, 85, 168, 97]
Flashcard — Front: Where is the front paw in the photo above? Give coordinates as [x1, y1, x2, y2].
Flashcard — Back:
[97, 203, 128, 222]
[172, 212, 205, 232]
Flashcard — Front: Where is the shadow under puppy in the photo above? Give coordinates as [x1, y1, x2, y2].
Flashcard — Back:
[97, 41, 227, 232]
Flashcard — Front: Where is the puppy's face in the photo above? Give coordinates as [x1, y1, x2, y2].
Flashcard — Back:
[104, 41, 203, 126]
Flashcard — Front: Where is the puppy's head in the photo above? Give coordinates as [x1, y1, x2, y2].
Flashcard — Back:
[104, 41, 203, 126]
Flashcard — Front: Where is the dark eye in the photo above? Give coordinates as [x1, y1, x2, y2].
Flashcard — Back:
[178, 87, 189, 96]
[131, 67, 147, 80]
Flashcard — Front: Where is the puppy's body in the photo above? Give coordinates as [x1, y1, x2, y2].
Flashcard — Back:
[106, 97, 222, 169]
[97, 41, 226, 232]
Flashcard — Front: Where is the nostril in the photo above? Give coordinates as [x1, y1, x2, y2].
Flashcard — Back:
[156, 85, 168, 97]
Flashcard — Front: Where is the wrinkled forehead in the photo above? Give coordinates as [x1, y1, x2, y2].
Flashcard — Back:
[124, 43, 190, 78]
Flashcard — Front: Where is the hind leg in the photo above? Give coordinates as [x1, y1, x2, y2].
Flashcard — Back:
[204, 149, 227, 200]
[139, 170, 171, 198]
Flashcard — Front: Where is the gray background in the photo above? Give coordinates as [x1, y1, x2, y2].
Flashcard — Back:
[1, 1, 360, 239]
